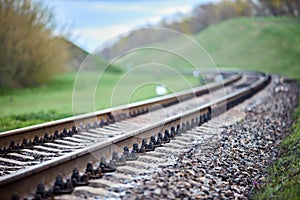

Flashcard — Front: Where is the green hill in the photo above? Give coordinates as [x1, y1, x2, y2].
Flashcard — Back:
[60, 38, 122, 73]
[116, 17, 300, 78]
[197, 17, 300, 78]
[60, 38, 88, 71]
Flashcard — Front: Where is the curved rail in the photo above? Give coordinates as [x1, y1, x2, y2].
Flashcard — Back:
[0, 71, 270, 199]
[0, 73, 241, 149]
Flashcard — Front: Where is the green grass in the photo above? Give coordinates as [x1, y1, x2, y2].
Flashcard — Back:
[116, 17, 300, 78]
[0, 111, 70, 132]
[0, 70, 200, 132]
[253, 100, 300, 199]
[197, 17, 300, 78]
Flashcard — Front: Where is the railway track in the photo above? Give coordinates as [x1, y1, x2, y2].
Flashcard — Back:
[0, 71, 270, 199]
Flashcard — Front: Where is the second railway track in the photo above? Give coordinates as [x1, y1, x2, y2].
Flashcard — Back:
[0, 71, 270, 199]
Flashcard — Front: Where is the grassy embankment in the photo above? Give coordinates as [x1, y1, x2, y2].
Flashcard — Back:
[1, 17, 299, 132]
[253, 102, 300, 199]
[116, 17, 300, 78]
[197, 17, 300, 78]
[0, 71, 199, 132]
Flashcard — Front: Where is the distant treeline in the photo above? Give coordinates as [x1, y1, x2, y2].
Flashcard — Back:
[101, 0, 300, 59]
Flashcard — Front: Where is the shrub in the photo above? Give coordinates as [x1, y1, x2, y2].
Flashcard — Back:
[0, 0, 68, 87]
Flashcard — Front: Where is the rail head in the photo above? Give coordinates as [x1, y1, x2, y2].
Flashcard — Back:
[0, 72, 270, 192]
[0, 73, 241, 139]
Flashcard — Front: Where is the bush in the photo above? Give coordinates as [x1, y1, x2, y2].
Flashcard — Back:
[0, 0, 68, 87]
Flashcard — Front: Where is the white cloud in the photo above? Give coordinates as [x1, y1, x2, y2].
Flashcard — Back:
[62, 2, 197, 51]
[91, 3, 193, 17]
[91, 3, 148, 12]
[155, 5, 192, 15]
[69, 4, 193, 52]
[71, 24, 133, 52]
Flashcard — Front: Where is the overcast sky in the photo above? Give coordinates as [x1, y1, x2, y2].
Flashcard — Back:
[46, 0, 216, 52]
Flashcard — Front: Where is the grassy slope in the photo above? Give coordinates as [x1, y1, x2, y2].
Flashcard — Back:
[253, 101, 300, 200]
[0, 71, 199, 131]
[196, 17, 300, 78]
[116, 17, 300, 78]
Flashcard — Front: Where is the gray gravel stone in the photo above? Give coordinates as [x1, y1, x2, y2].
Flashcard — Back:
[108, 76, 299, 200]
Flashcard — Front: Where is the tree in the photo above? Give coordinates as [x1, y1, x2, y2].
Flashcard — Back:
[0, 0, 69, 87]
[257, 0, 300, 16]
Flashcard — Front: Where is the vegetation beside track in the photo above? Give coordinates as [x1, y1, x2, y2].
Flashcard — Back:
[197, 17, 300, 78]
[0, 0, 69, 87]
[253, 100, 300, 199]
[117, 17, 300, 78]
[0, 71, 199, 132]
[0, 111, 70, 132]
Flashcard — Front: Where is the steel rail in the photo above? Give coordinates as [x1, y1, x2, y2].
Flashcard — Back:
[0, 73, 241, 149]
[0, 72, 270, 199]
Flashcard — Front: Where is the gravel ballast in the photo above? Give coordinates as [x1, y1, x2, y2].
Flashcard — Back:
[61, 76, 298, 200]
[113, 76, 299, 200]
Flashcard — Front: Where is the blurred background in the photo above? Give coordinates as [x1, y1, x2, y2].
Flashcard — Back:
[0, 0, 299, 131]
